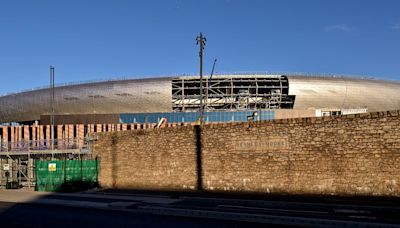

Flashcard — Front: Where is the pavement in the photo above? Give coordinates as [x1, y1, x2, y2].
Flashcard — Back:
[0, 189, 399, 227]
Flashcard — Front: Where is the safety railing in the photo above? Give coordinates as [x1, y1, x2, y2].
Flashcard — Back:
[0, 138, 88, 153]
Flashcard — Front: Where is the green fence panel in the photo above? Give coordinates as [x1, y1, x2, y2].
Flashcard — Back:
[82, 160, 99, 183]
[65, 160, 82, 182]
[35, 159, 99, 192]
[35, 160, 65, 192]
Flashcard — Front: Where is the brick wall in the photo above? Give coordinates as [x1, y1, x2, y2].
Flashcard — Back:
[93, 110, 400, 196]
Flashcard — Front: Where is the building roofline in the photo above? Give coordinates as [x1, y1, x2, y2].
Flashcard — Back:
[1, 71, 399, 97]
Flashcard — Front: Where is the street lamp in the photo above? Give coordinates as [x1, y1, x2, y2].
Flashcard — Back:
[247, 111, 258, 122]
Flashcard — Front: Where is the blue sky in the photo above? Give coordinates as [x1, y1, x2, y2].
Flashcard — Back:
[1, 0, 400, 94]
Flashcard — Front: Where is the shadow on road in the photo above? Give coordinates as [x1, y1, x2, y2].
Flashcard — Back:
[0, 188, 400, 228]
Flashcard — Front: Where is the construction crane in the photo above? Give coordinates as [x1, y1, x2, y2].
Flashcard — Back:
[206, 59, 217, 110]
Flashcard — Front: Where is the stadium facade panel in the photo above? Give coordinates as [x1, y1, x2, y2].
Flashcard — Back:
[289, 76, 400, 111]
[0, 77, 172, 123]
[0, 74, 400, 123]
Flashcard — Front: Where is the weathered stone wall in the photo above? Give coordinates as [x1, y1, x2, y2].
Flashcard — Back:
[93, 127, 198, 190]
[93, 111, 400, 196]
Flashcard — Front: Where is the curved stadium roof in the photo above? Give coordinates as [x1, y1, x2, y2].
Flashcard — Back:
[0, 74, 399, 123]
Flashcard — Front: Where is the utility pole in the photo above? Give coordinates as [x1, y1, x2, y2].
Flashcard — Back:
[50, 65, 55, 160]
[196, 33, 206, 124]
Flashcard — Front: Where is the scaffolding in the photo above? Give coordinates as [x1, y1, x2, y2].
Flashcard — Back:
[0, 138, 91, 189]
[172, 75, 295, 112]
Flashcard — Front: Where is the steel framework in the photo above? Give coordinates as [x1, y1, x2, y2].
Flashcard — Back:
[172, 75, 295, 111]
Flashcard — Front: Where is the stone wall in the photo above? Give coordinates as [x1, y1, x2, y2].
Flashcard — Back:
[93, 110, 400, 196]
[93, 127, 198, 190]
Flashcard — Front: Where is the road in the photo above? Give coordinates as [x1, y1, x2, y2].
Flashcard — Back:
[0, 190, 399, 227]
[0, 202, 268, 228]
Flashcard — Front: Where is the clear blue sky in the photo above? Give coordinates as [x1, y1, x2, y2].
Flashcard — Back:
[1, 0, 400, 94]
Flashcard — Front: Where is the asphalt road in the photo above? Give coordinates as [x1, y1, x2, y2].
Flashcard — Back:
[0, 190, 399, 227]
[0, 202, 270, 228]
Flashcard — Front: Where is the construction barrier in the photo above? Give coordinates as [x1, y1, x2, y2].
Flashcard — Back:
[35, 158, 99, 192]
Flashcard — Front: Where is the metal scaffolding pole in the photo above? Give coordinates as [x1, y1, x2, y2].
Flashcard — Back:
[50, 65, 55, 160]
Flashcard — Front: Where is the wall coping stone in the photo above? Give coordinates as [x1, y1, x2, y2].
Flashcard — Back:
[93, 110, 400, 137]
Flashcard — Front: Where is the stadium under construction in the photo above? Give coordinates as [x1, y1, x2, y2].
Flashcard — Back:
[0, 73, 400, 188]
